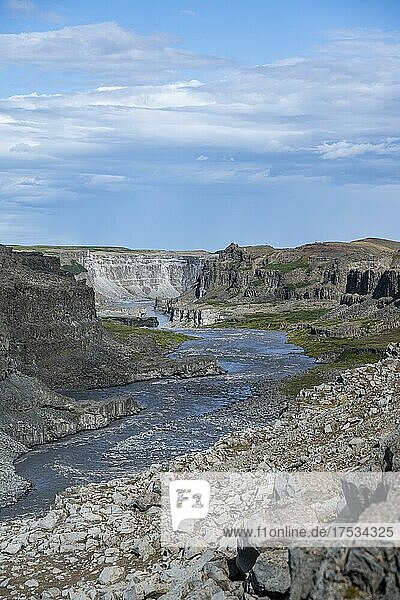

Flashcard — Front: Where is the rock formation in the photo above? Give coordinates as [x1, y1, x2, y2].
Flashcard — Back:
[164, 239, 400, 327]
[1, 346, 399, 598]
[58, 249, 214, 305]
[0, 247, 224, 509]
[189, 240, 399, 304]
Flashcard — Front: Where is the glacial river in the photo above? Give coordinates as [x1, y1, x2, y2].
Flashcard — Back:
[1, 325, 314, 519]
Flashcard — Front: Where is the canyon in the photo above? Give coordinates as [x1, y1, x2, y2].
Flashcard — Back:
[164, 239, 400, 330]
[54, 248, 213, 306]
[0, 246, 221, 509]
[1, 239, 400, 599]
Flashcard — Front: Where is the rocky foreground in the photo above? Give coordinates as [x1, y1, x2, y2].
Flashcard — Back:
[1, 345, 399, 599]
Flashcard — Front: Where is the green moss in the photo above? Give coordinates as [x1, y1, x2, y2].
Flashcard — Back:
[264, 260, 310, 273]
[283, 366, 328, 399]
[102, 319, 196, 350]
[288, 327, 400, 360]
[61, 260, 87, 275]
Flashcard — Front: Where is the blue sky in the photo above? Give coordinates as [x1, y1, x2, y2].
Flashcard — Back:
[0, 0, 399, 250]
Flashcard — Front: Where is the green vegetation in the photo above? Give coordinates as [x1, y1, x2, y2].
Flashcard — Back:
[283, 351, 381, 399]
[102, 319, 196, 350]
[288, 327, 400, 360]
[209, 308, 330, 330]
[264, 260, 310, 273]
[61, 260, 87, 276]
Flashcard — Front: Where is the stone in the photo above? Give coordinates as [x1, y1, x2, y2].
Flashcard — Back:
[249, 549, 290, 596]
[98, 566, 124, 585]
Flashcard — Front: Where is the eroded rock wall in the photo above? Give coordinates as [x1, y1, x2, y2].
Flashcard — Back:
[67, 250, 213, 304]
[0, 246, 104, 386]
[187, 242, 398, 305]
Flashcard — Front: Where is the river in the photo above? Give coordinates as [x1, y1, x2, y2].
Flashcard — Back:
[1, 325, 314, 520]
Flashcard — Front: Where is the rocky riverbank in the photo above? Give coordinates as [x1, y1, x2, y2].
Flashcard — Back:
[1, 345, 399, 599]
[0, 246, 224, 512]
[0, 353, 223, 511]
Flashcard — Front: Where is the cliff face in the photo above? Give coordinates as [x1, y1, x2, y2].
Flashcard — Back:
[345, 268, 400, 300]
[0, 246, 105, 386]
[185, 241, 399, 304]
[61, 250, 213, 304]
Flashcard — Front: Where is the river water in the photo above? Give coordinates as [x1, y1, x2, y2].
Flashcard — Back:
[1, 326, 314, 520]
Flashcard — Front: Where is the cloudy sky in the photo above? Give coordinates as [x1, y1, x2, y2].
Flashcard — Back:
[0, 0, 399, 249]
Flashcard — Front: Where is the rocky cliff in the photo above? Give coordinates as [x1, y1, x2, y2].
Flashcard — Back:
[57, 249, 214, 305]
[344, 267, 400, 303]
[165, 240, 400, 327]
[191, 240, 399, 303]
[0, 246, 104, 387]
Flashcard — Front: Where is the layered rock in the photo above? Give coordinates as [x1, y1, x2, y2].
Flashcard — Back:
[183, 240, 399, 305]
[60, 249, 214, 304]
[0, 246, 103, 387]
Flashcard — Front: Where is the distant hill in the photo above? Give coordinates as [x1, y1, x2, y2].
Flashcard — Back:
[352, 238, 400, 252]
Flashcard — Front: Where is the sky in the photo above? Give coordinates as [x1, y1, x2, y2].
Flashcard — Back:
[0, 0, 399, 250]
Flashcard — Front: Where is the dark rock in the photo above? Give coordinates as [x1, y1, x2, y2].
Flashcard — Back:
[108, 316, 159, 328]
[249, 549, 290, 598]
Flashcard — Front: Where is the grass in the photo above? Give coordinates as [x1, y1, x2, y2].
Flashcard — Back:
[102, 319, 196, 350]
[61, 260, 87, 276]
[284, 281, 315, 291]
[263, 260, 310, 273]
[288, 327, 400, 360]
[283, 351, 381, 399]
[344, 586, 361, 599]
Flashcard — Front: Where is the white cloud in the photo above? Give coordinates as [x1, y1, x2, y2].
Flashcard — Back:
[317, 140, 400, 159]
[179, 9, 196, 17]
[0, 25, 399, 207]
[9, 142, 38, 153]
[85, 174, 130, 187]
[0, 23, 225, 81]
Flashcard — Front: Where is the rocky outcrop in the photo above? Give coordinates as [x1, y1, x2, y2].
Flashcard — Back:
[344, 268, 400, 303]
[1, 347, 399, 598]
[0, 246, 104, 387]
[182, 241, 398, 306]
[61, 249, 214, 304]
[106, 315, 159, 328]
[166, 303, 223, 327]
